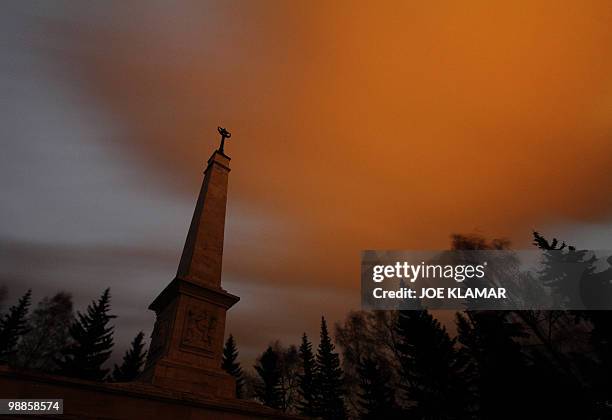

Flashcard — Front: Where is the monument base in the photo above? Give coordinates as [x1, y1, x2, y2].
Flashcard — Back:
[139, 358, 235, 398]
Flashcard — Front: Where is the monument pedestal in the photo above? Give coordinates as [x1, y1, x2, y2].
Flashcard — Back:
[140, 277, 239, 398]
[140, 359, 235, 398]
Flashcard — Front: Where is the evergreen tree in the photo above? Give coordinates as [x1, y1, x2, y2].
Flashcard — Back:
[450, 233, 532, 419]
[255, 346, 283, 409]
[0, 289, 32, 361]
[297, 333, 317, 417]
[533, 231, 598, 308]
[57, 288, 116, 381]
[222, 334, 245, 398]
[334, 310, 400, 417]
[456, 310, 529, 420]
[112, 331, 147, 382]
[396, 309, 470, 419]
[533, 232, 612, 418]
[315, 317, 346, 420]
[356, 357, 396, 420]
[16, 292, 73, 371]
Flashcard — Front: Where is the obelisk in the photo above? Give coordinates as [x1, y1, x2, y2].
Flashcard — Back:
[140, 128, 240, 398]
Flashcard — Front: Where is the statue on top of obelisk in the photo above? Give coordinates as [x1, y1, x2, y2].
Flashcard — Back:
[217, 126, 231, 155]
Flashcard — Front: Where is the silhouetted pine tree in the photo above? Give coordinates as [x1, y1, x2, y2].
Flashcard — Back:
[57, 288, 116, 381]
[16, 292, 73, 371]
[297, 333, 317, 417]
[112, 331, 147, 381]
[453, 232, 590, 418]
[396, 309, 470, 419]
[315, 317, 346, 420]
[0, 289, 32, 361]
[533, 231, 612, 418]
[255, 346, 283, 409]
[456, 310, 528, 420]
[533, 231, 598, 308]
[356, 357, 397, 420]
[222, 334, 245, 398]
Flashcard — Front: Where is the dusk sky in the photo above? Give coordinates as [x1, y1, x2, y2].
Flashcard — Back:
[2, 1, 611, 365]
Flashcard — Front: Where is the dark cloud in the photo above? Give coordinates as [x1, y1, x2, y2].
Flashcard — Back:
[0, 238, 355, 366]
[0, 239, 172, 361]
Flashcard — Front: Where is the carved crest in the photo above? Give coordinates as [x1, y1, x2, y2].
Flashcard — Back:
[181, 307, 218, 352]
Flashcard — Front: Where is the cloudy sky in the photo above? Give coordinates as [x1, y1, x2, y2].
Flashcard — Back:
[1, 0, 611, 365]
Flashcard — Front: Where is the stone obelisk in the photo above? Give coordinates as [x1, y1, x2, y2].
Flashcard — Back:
[140, 128, 240, 398]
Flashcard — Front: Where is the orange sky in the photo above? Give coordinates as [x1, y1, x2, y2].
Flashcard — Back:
[51, 1, 612, 291]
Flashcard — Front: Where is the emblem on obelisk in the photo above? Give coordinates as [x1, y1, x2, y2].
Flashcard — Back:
[181, 307, 218, 353]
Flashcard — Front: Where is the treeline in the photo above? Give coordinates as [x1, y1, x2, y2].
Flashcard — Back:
[222, 232, 612, 419]
[0, 288, 146, 382]
[2, 231, 612, 419]
[224, 317, 346, 418]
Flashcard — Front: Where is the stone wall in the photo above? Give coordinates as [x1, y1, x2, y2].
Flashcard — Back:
[0, 366, 303, 420]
